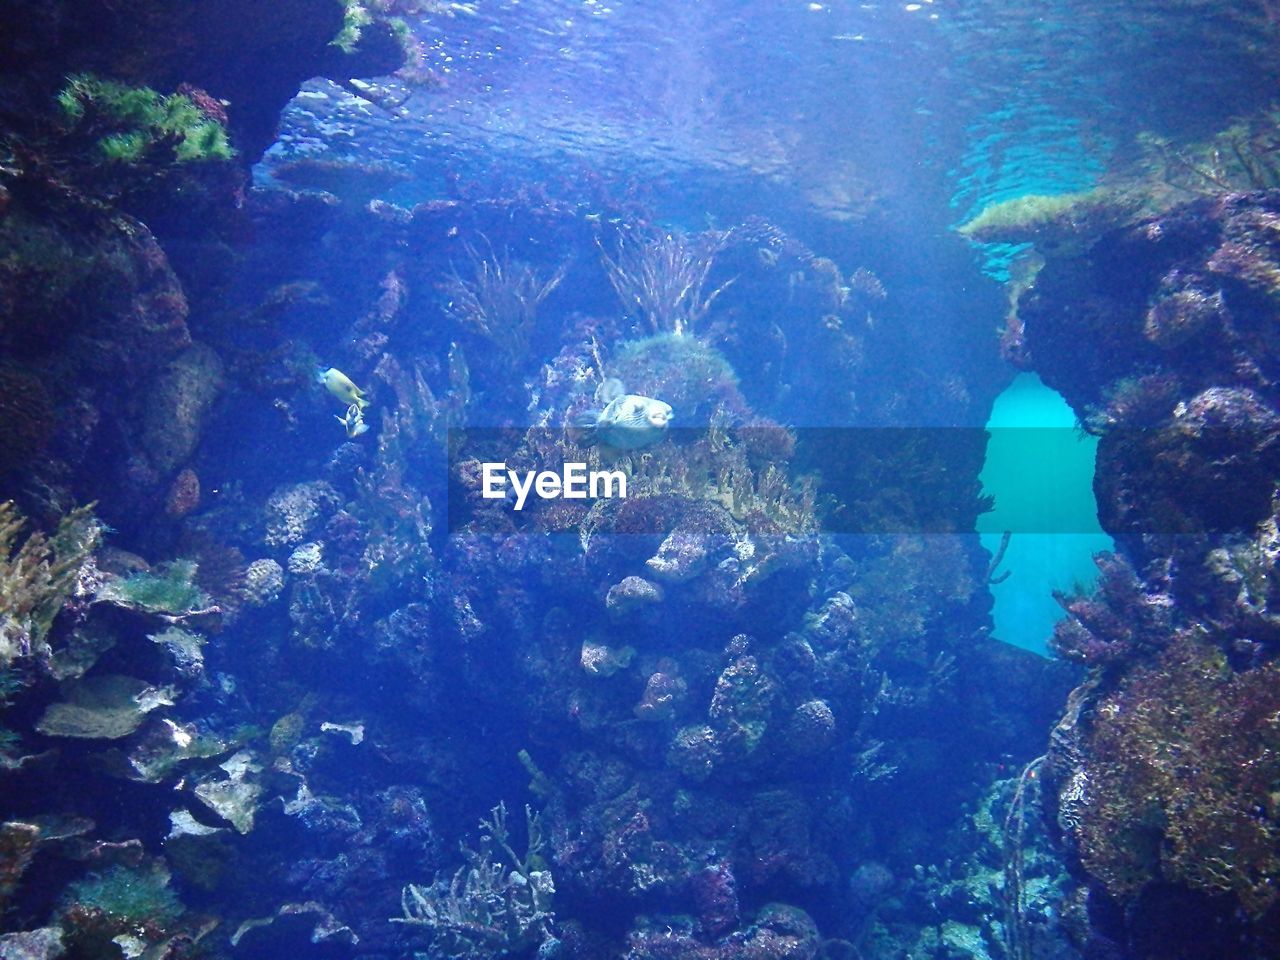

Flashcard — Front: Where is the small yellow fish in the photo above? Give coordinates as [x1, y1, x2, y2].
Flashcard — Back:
[335, 403, 370, 439]
[317, 367, 368, 409]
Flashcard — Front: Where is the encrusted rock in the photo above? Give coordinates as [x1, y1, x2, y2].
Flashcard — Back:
[164, 468, 201, 518]
[319, 721, 364, 745]
[668, 724, 720, 781]
[646, 527, 710, 582]
[580, 639, 634, 677]
[230, 901, 358, 950]
[166, 809, 227, 840]
[35, 676, 174, 740]
[286, 542, 325, 575]
[786, 699, 836, 755]
[633, 671, 686, 721]
[605, 576, 664, 616]
[242, 558, 285, 606]
[141, 344, 225, 474]
[192, 750, 263, 834]
[0, 822, 40, 909]
[264, 481, 341, 548]
[148, 626, 205, 677]
[126, 719, 226, 783]
[0, 927, 64, 960]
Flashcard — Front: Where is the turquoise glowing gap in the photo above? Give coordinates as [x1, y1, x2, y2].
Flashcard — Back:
[978, 373, 1112, 656]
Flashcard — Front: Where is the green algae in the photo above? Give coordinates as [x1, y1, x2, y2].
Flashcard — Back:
[57, 74, 233, 165]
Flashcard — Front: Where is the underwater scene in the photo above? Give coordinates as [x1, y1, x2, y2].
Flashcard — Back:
[4, 1, 1280, 958]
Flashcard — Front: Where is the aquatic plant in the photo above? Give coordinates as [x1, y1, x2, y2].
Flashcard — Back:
[96, 560, 212, 617]
[332, 0, 375, 52]
[1070, 631, 1280, 917]
[57, 74, 234, 165]
[598, 226, 735, 336]
[1049, 553, 1171, 665]
[956, 188, 1141, 252]
[394, 801, 556, 957]
[1134, 113, 1280, 198]
[0, 502, 101, 667]
[609, 333, 745, 422]
[62, 865, 183, 926]
[440, 241, 567, 362]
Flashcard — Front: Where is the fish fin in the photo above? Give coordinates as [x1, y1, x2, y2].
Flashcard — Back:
[567, 415, 598, 446]
[351, 421, 369, 437]
[335, 414, 347, 424]
[354, 397, 370, 410]
[595, 377, 625, 405]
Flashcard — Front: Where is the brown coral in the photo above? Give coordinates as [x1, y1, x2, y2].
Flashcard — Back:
[1069, 631, 1280, 916]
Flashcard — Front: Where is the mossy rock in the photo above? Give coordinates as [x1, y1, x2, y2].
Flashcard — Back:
[35, 674, 168, 739]
[97, 559, 211, 616]
[610, 334, 745, 422]
[957, 188, 1144, 252]
[58, 74, 234, 165]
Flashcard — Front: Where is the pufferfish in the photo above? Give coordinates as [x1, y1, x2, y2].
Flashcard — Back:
[316, 367, 368, 410]
[575, 377, 673, 450]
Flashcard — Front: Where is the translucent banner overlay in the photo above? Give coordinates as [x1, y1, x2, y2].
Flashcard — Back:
[445, 427, 1263, 535]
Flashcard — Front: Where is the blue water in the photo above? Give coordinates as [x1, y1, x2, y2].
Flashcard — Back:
[4, 1, 1278, 958]
[979, 373, 1113, 655]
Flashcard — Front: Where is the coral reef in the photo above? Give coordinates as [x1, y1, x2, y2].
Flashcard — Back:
[394, 802, 557, 958]
[1010, 185, 1280, 954]
[1071, 632, 1280, 915]
[0, 21, 1057, 954]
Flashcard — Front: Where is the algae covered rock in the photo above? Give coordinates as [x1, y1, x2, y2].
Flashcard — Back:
[264, 481, 342, 548]
[242, 558, 285, 606]
[140, 343, 225, 474]
[580, 639, 635, 677]
[0, 927, 64, 960]
[96, 560, 211, 617]
[192, 750, 263, 834]
[35, 675, 174, 740]
[605, 576, 664, 616]
[0, 822, 40, 911]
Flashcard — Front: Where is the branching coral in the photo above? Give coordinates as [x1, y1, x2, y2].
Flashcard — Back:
[598, 227, 735, 336]
[393, 802, 556, 957]
[441, 241, 567, 362]
[0, 502, 101, 667]
[1049, 553, 1173, 666]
